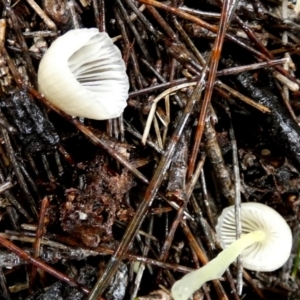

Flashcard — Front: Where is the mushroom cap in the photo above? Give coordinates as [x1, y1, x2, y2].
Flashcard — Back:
[38, 28, 129, 120]
[216, 202, 292, 272]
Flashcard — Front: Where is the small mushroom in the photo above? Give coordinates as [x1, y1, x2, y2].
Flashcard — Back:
[38, 28, 129, 120]
[171, 202, 292, 300]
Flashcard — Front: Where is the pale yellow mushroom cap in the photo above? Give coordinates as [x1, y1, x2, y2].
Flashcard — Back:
[171, 203, 292, 300]
[216, 202, 292, 272]
[38, 28, 129, 120]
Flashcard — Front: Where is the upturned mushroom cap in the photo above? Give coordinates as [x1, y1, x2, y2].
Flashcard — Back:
[216, 202, 292, 272]
[38, 28, 129, 120]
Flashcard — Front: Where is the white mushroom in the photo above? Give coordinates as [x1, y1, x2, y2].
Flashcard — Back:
[38, 28, 129, 120]
[171, 202, 292, 300]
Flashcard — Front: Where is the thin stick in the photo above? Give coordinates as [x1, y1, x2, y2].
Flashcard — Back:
[99, 0, 105, 31]
[68, 0, 80, 29]
[30, 197, 49, 290]
[26, 0, 57, 30]
[130, 218, 153, 300]
[153, 115, 163, 149]
[1, 128, 38, 218]
[142, 82, 198, 144]
[0, 233, 193, 274]
[87, 81, 204, 300]
[273, 70, 299, 91]
[0, 19, 6, 41]
[215, 81, 271, 113]
[128, 58, 288, 98]
[187, 0, 239, 179]
[0, 268, 11, 300]
[227, 106, 243, 294]
[0, 235, 91, 295]
[162, 95, 170, 146]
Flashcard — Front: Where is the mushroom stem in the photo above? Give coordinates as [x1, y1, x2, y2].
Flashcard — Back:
[171, 230, 266, 300]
